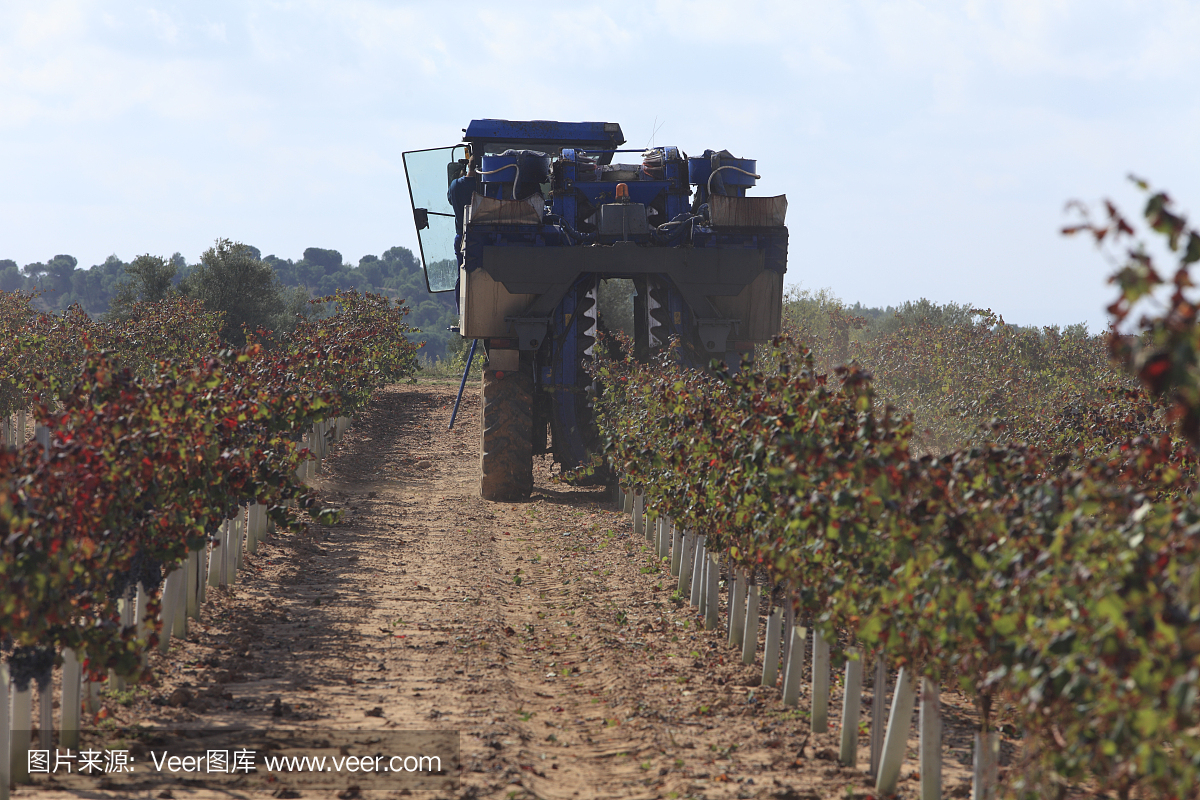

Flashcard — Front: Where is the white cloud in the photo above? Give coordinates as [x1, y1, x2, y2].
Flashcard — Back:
[146, 8, 179, 44]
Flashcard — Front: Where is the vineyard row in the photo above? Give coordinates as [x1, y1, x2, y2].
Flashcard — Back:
[595, 339, 1200, 800]
[0, 290, 421, 796]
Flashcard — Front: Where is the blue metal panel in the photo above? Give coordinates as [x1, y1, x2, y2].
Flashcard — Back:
[464, 120, 624, 148]
[687, 157, 757, 189]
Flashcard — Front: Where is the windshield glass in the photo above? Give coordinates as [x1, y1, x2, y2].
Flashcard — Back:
[402, 145, 467, 293]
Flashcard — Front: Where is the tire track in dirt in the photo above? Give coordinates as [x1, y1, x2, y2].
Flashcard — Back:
[73, 379, 980, 800]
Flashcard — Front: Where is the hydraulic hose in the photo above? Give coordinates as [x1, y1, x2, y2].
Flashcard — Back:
[476, 162, 522, 199]
[707, 165, 761, 196]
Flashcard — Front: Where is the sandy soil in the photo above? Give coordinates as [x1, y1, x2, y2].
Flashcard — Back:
[17, 379, 1005, 799]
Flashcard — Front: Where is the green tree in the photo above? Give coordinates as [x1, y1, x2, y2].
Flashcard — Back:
[0, 262, 21, 292]
[180, 239, 285, 345]
[107, 254, 178, 320]
[302, 247, 342, 271]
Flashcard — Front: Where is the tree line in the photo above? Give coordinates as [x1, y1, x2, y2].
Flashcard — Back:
[0, 243, 458, 359]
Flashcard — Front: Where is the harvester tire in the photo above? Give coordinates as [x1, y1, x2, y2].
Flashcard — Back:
[480, 366, 533, 501]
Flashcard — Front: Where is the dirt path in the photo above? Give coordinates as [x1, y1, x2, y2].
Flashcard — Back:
[31, 379, 986, 799]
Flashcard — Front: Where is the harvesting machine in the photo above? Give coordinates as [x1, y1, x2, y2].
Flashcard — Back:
[402, 120, 788, 500]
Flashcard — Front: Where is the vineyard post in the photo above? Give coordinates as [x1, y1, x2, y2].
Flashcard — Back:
[761, 604, 782, 685]
[173, 562, 188, 638]
[919, 677, 941, 800]
[223, 520, 236, 586]
[86, 674, 101, 714]
[704, 552, 719, 630]
[207, 534, 221, 589]
[742, 581, 761, 667]
[616, 484, 624, 510]
[657, 516, 670, 560]
[972, 730, 999, 800]
[0, 659, 9, 800]
[783, 602, 795, 670]
[839, 648, 863, 767]
[234, 514, 245, 572]
[136, 581, 149, 666]
[690, 537, 706, 606]
[304, 430, 316, 480]
[18, 409, 26, 443]
[61, 649, 80, 750]
[677, 531, 695, 595]
[159, 569, 181, 652]
[728, 569, 747, 646]
[246, 505, 257, 554]
[633, 489, 645, 539]
[811, 631, 830, 733]
[623, 486, 633, 514]
[185, 550, 199, 618]
[782, 621, 805, 707]
[1, 416, 8, 447]
[313, 421, 324, 474]
[37, 670, 51, 749]
[257, 503, 267, 545]
[670, 525, 684, 577]
[110, 592, 131, 692]
[10, 677, 31, 784]
[869, 653, 887, 779]
[875, 667, 917, 795]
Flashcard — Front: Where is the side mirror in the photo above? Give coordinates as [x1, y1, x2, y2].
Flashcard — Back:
[448, 160, 466, 185]
[414, 208, 429, 231]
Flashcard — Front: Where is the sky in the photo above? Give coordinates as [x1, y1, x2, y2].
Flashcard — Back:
[2, 1, 1199, 330]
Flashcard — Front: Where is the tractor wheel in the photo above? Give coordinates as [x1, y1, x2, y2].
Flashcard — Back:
[480, 365, 533, 501]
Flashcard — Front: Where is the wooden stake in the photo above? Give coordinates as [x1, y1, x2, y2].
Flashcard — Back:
[690, 537, 705, 606]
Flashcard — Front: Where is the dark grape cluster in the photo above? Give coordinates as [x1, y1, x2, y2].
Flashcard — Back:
[7, 644, 55, 692]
